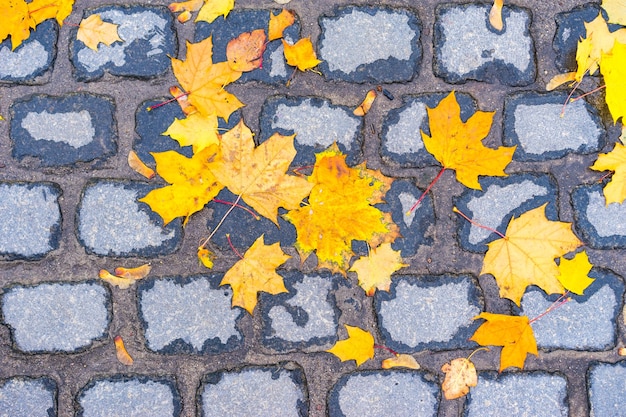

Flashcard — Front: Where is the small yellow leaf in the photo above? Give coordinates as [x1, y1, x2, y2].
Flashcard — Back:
[99, 269, 134, 290]
[114, 335, 133, 366]
[441, 358, 477, 400]
[326, 325, 375, 367]
[590, 142, 626, 205]
[282, 38, 322, 71]
[128, 151, 155, 179]
[198, 247, 214, 268]
[196, 0, 233, 23]
[353, 90, 377, 117]
[269, 9, 295, 41]
[77, 14, 123, 51]
[349, 243, 407, 296]
[557, 251, 595, 295]
[489, 0, 504, 31]
[382, 354, 420, 370]
[114, 263, 151, 280]
[545, 72, 576, 91]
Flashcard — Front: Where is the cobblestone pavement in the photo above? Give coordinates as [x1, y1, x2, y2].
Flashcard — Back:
[1, 0, 625, 416]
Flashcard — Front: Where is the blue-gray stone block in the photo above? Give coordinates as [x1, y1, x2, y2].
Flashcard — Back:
[76, 180, 182, 257]
[519, 268, 624, 350]
[0, 20, 57, 83]
[259, 96, 362, 167]
[70, 5, 177, 81]
[433, 3, 536, 86]
[375, 275, 483, 352]
[195, 9, 301, 84]
[503, 91, 605, 161]
[318, 6, 421, 83]
[1, 281, 110, 353]
[137, 275, 243, 354]
[200, 364, 308, 416]
[328, 370, 439, 417]
[205, 189, 296, 252]
[588, 361, 626, 417]
[464, 372, 568, 416]
[10, 93, 117, 166]
[572, 183, 626, 249]
[76, 375, 180, 417]
[260, 272, 343, 351]
[455, 173, 559, 253]
[0, 182, 61, 261]
[380, 92, 477, 168]
[0, 377, 57, 417]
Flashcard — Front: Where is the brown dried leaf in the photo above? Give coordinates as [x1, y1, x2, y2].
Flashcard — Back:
[441, 358, 477, 400]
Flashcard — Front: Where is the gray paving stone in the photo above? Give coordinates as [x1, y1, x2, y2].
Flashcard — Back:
[0, 20, 57, 84]
[0, 377, 57, 417]
[259, 96, 362, 167]
[137, 275, 243, 354]
[0, 182, 61, 261]
[433, 3, 535, 86]
[380, 92, 477, 168]
[588, 361, 626, 417]
[76, 375, 180, 417]
[76, 180, 182, 257]
[455, 174, 559, 253]
[70, 5, 177, 81]
[260, 272, 342, 351]
[1, 281, 110, 353]
[327, 370, 439, 417]
[519, 268, 624, 350]
[318, 6, 421, 83]
[10, 93, 117, 166]
[503, 91, 605, 161]
[195, 9, 301, 84]
[464, 372, 568, 416]
[572, 184, 626, 249]
[199, 364, 308, 416]
[374, 275, 483, 352]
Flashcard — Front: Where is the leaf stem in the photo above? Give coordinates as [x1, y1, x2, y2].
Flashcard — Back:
[146, 91, 189, 111]
[226, 234, 244, 259]
[200, 193, 243, 249]
[374, 344, 398, 356]
[569, 85, 606, 103]
[466, 346, 490, 361]
[452, 206, 506, 239]
[213, 199, 260, 220]
[529, 291, 571, 324]
[407, 167, 446, 215]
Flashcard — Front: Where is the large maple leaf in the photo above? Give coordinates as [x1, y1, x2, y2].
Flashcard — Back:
[590, 142, 626, 205]
[220, 235, 290, 314]
[326, 325, 375, 367]
[171, 36, 243, 121]
[480, 204, 582, 306]
[284, 144, 400, 275]
[470, 312, 538, 371]
[600, 40, 626, 124]
[211, 120, 313, 225]
[139, 146, 223, 226]
[421, 91, 515, 190]
[349, 243, 407, 296]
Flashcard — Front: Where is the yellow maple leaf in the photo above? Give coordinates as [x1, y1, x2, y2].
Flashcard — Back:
[139, 146, 223, 226]
[590, 141, 626, 205]
[471, 312, 537, 371]
[349, 243, 407, 296]
[602, 0, 626, 25]
[77, 14, 123, 51]
[282, 38, 322, 71]
[28, 0, 74, 26]
[196, 0, 233, 23]
[284, 144, 400, 275]
[211, 120, 313, 225]
[575, 14, 626, 82]
[220, 235, 290, 314]
[421, 91, 515, 190]
[481, 204, 583, 306]
[162, 112, 219, 153]
[557, 251, 595, 295]
[600, 40, 626, 124]
[441, 357, 478, 399]
[326, 325, 375, 367]
[226, 29, 267, 72]
[269, 9, 296, 41]
[171, 37, 243, 121]
[0, 0, 36, 50]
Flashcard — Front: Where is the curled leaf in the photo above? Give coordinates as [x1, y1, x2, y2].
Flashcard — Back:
[198, 247, 214, 268]
[382, 354, 420, 370]
[441, 358, 478, 400]
[353, 90, 377, 116]
[114, 336, 133, 366]
[545, 72, 576, 91]
[99, 269, 134, 290]
[489, 0, 504, 31]
[128, 151, 155, 179]
[114, 263, 151, 280]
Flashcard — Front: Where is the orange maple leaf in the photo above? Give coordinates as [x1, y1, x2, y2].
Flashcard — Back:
[349, 243, 407, 296]
[268, 9, 296, 41]
[282, 37, 322, 71]
[226, 29, 267, 72]
[284, 144, 400, 275]
[76, 14, 123, 51]
[480, 204, 582, 306]
[219, 235, 290, 314]
[326, 325, 375, 367]
[441, 357, 478, 399]
[421, 91, 515, 190]
[171, 36, 243, 121]
[470, 312, 537, 371]
[591, 142, 626, 205]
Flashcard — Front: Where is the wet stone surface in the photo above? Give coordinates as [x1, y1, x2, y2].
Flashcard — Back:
[318, 6, 421, 83]
[70, 5, 177, 81]
[137, 275, 243, 354]
[0, 20, 57, 83]
[10, 93, 117, 166]
[0, 182, 62, 260]
[587, 361, 626, 417]
[0, 377, 57, 417]
[1, 281, 110, 353]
